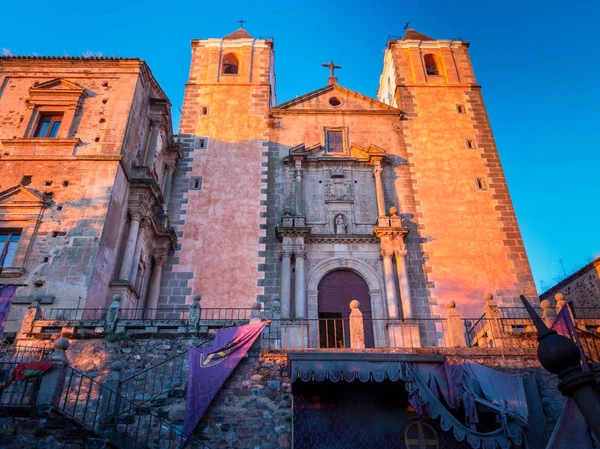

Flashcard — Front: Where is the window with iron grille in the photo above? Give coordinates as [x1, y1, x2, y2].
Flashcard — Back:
[326, 130, 344, 153]
[0, 231, 21, 267]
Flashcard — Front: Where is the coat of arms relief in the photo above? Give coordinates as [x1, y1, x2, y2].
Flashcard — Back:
[324, 179, 354, 202]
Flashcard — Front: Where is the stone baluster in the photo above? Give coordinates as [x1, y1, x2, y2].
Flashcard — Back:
[18, 299, 42, 338]
[373, 163, 386, 217]
[294, 164, 304, 216]
[294, 250, 307, 319]
[541, 299, 557, 328]
[381, 250, 399, 319]
[105, 294, 121, 334]
[250, 301, 262, 323]
[119, 211, 143, 282]
[144, 255, 166, 318]
[36, 338, 69, 407]
[555, 293, 566, 313]
[349, 300, 365, 349]
[188, 294, 201, 329]
[394, 249, 412, 319]
[483, 293, 503, 348]
[445, 301, 467, 348]
[99, 360, 123, 428]
[280, 251, 293, 319]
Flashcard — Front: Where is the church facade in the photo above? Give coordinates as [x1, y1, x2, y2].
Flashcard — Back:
[159, 26, 537, 343]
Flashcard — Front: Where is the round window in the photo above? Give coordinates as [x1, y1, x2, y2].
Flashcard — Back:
[329, 97, 342, 107]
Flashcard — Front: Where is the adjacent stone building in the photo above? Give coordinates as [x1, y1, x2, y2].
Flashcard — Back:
[0, 57, 180, 334]
[540, 256, 600, 309]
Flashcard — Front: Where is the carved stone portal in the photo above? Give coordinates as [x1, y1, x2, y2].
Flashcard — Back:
[325, 179, 353, 202]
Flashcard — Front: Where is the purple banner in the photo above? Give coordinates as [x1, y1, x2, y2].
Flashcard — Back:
[183, 322, 267, 446]
[552, 304, 589, 371]
[0, 286, 17, 338]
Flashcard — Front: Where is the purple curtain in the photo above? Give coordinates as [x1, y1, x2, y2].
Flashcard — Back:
[183, 321, 267, 446]
[0, 286, 17, 338]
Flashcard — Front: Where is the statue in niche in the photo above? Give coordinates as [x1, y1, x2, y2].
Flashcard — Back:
[335, 214, 347, 234]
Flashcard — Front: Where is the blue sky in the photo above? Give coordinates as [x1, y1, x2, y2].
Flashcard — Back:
[1, 0, 598, 292]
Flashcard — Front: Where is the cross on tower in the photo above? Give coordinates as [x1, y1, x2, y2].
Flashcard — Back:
[321, 60, 342, 78]
[238, 19, 246, 29]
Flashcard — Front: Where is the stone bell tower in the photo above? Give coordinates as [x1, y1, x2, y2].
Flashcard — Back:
[160, 28, 275, 308]
[377, 28, 537, 311]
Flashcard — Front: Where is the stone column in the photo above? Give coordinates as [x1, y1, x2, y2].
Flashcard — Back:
[119, 212, 142, 281]
[445, 301, 467, 348]
[99, 360, 123, 428]
[555, 293, 566, 313]
[145, 123, 160, 168]
[294, 165, 304, 216]
[373, 163, 386, 217]
[129, 221, 148, 286]
[381, 250, 399, 319]
[105, 294, 121, 334]
[144, 255, 166, 317]
[187, 294, 201, 330]
[162, 164, 175, 212]
[541, 299, 557, 328]
[294, 250, 307, 319]
[36, 338, 69, 407]
[349, 300, 365, 349]
[483, 293, 503, 348]
[394, 250, 412, 319]
[280, 251, 293, 319]
[18, 299, 42, 338]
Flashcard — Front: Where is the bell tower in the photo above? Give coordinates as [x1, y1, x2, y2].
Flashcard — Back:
[162, 28, 275, 309]
[377, 28, 537, 311]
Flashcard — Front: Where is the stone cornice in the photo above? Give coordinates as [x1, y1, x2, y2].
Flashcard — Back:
[307, 234, 378, 244]
[0, 155, 121, 161]
[271, 109, 402, 116]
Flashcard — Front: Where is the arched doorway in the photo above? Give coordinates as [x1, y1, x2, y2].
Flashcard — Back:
[317, 270, 374, 348]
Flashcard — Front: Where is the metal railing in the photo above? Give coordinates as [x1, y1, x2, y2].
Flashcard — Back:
[0, 361, 41, 405]
[118, 338, 212, 412]
[262, 317, 450, 349]
[499, 306, 542, 319]
[117, 307, 189, 321]
[576, 327, 600, 365]
[0, 343, 51, 362]
[39, 308, 108, 321]
[59, 365, 209, 449]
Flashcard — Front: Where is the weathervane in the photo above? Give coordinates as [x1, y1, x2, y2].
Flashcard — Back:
[321, 60, 342, 78]
[238, 19, 246, 29]
[404, 20, 411, 30]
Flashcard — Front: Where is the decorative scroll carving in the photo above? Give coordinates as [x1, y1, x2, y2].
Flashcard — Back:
[325, 179, 353, 202]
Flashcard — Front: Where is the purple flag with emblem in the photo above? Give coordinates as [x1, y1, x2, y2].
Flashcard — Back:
[183, 321, 267, 446]
[552, 303, 589, 371]
[0, 286, 17, 338]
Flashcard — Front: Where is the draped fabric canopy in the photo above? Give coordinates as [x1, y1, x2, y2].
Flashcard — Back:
[288, 353, 528, 449]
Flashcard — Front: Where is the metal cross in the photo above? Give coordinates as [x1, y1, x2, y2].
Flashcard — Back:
[238, 19, 246, 29]
[321, 60, 342, 77]
[404, 20, 411, 30]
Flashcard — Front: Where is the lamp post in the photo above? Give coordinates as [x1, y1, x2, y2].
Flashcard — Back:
[520, 295, 600, 439]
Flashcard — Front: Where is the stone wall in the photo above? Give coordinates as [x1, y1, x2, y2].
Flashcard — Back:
[540, 258, 600, 309]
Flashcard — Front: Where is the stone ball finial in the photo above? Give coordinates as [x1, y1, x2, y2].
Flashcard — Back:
[251, 302, 262, 311]
[555, 293, 565, 302]
[483, 293, 494, 302]
[192, 294, 201, 302]
[54, 337, 70, 351]
[30, 299, 40, 309]
[110, 360, 124, 372]
[271, 294, 280, 300]
[465, 320, 472, 327]
[445, 300, 456, 309]
[389, 207, 398, 216]
[540, 299, 552, 310]
[112, 294, 122, 303]
[349, 300, 360, 310]
[282, 207, 293, 216]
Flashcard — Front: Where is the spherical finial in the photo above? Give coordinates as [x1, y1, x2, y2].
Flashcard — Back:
[445, 300, 456, 309]
[389, 207, 397, 216]
[271, 294, 280, 300]
[54, 337, 70, 351]
[282, 207, 293, 216]
[193, 294, 201, 302]
[110, 360, 124, 372]
[349, 300, 360, 310]
[465, 320, 472, 327]
[555, 293, 565, 302]
[540, 299, 552, 310]
[483, 293, 494, 302]
[112, 294, 122, 302]
[251, 302, 262, 311]
[538, 333, 582, 375]
[30, 299, 40, 308]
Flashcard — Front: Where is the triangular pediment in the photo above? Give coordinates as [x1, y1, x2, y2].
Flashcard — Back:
[32, 78, 83, 91]
[273, 84, 400, 113]
[0, 185, 45, 207]
[288, 143, 386, 164]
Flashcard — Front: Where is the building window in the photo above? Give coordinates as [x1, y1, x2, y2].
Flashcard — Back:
[475, 177, 487, 190]
[423, 54, 439, 76]
[222, 53, 239, 75]
[465, 139, 476, 149]
[191, 176, 203, 190]
[0, 231, 21, 268]
[326, 129, 344, 153]
[456, 104, 466, 114]
[33, 113, 63, 138]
